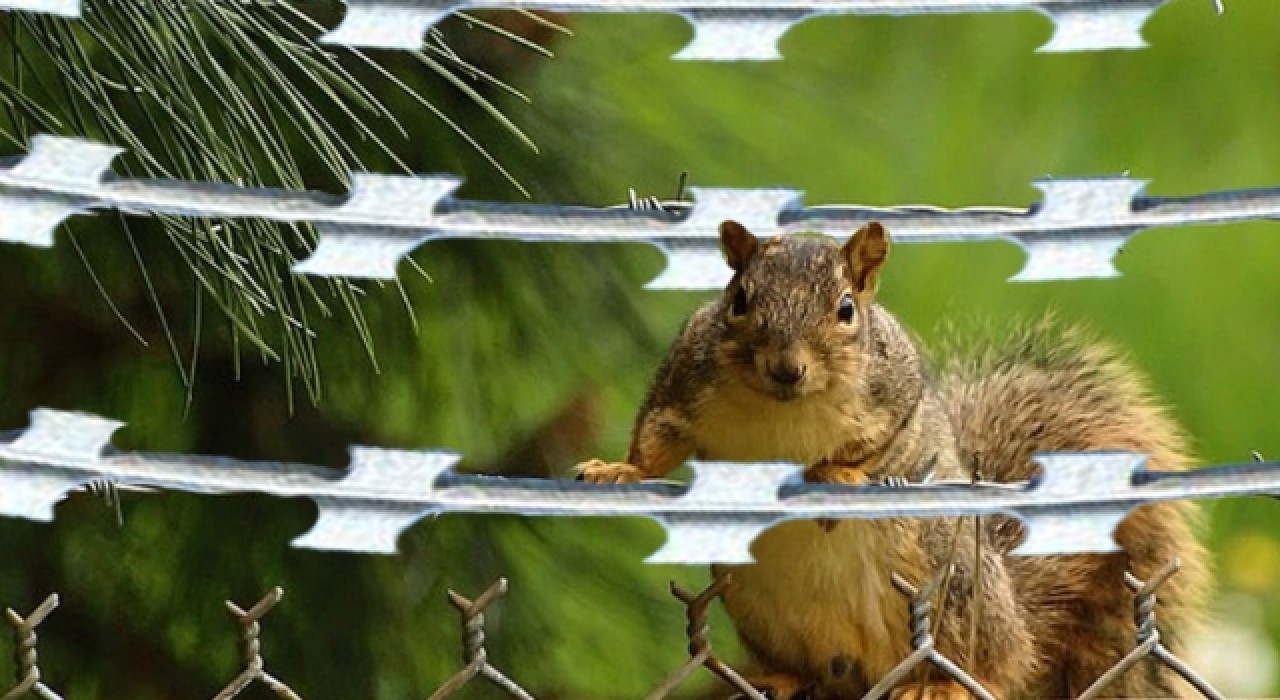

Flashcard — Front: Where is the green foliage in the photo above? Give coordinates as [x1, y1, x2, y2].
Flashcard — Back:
[3, 1, 1280, 697]
[0, 0, 549, 404]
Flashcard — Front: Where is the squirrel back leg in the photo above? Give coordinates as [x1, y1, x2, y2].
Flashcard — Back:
[908, 519, 1039, 699]
[1049, 505, 1204, 698]
[938, 319, 1211, 697]
[729, 632, 839, 699]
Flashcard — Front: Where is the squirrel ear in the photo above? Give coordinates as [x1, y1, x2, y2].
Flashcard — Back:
[719, 220, 759, 272]
[843, 222, 890, 298]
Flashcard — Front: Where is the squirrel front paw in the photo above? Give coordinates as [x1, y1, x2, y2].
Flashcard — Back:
[732, 673, 821, 700]
[574, 459, 645, 484]
[890, 680, 980, 700]
[804, 461, 871, 486]
[805, 462, 871, 532]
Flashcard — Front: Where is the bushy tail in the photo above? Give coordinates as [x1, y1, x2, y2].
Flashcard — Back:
[931, 316, 1211, 697]
[933, 316, 1190, 482]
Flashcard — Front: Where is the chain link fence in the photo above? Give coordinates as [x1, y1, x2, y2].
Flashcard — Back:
[2, 558, 1222, 700]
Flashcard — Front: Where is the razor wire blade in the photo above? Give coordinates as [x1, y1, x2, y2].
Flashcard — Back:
[322, 0, 1176, 57]
[0, 0, 1185, 58]
[3, 407, 1279, 564]
[3, 134, 1280, 288]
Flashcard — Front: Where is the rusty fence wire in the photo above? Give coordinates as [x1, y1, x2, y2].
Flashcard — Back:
[2, 559, 1223, 700]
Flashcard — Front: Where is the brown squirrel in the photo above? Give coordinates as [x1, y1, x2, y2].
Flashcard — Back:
[577, 221, 1210, 699]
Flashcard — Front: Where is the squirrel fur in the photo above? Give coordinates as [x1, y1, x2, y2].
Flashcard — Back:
[577, 221, 1209, 699]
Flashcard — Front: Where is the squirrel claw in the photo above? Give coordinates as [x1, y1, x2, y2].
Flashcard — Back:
[735, 674, 821, 700]
[890, 680, 977, 700]
[804, 461, 871, 486]
[807, 464, 872, 533]
[574, 459, 645, 484]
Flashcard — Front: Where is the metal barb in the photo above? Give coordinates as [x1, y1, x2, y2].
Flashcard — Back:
[1077, 559, 1223, 700]
[429, 578, 534, 700]
[2, 594, 62, 700]
[84, 479, 123, 526]
[213, 587, 302, 700]
[648, 573, 765, 700]
[864, 570, 996, 700]
[4, 136, 1280, 285]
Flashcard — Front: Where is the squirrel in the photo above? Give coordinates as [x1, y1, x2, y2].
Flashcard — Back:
[577, 221, 1210, 699]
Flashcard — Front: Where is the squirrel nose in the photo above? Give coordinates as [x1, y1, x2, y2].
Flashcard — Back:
[768, 362, 807, 386]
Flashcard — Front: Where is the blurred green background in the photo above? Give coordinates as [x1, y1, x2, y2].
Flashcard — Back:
[1, 0, 1279, 696]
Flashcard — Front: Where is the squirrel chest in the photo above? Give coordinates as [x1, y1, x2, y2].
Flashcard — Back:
[693, 383, 863, 466]
[694, 386, 918, 682]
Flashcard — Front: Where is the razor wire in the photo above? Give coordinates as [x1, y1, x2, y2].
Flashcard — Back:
[2, 134, 1280, 289]
[0, 0, 1220, 59]
[2, 407, 1279, 563]
[317, 0, 1182, 57]
[2, 564, 1222, 700]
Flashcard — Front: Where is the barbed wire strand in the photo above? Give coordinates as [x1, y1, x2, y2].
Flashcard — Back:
[647, 573, 766, 700]
[427, 578, 534, 700]
[212, 587, 302, 700]
[1075, 559, 1224, 700]
[1, 594, 62, 700]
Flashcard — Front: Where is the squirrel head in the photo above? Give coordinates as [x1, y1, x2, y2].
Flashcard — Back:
[714, 220, 898, 403]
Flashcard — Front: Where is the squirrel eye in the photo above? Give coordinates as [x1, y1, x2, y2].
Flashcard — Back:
[837, 293, 855, 323]
[731, 287, 748, 317]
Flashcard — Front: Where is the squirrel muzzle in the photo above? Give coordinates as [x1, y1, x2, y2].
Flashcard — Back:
[753, 342, 818, 400]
